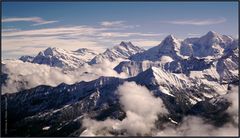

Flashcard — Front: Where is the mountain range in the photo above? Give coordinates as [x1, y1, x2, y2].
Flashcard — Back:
[1, 31, 239, 136]
[18, 41, 145, 69]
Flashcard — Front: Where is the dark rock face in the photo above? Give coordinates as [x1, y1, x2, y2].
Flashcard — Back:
[19, 55, 34, 62]
[164, 56, 213, 75]
[0, 73, 8, 85]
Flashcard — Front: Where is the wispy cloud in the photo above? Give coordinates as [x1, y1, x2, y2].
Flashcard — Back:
[100, 20, 139, 29]
[187, 33, 201, 37]
[2, 21, 163, 58]
[31, 20, 58, 26]
[162, 17, 226, 26]
[2, 17, 58, 26]
[98, 32, 163, 38]
[2, 25, 162, 39]
[2, 26, 105, 37]
[100, 21, 126, 27]
[2, 28, 20, 32]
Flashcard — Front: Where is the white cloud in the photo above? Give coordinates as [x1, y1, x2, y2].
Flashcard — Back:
[100, 20, 140, 29]
[100, 21, 126, 27]
[2, 60, 128, 93]
[118, 82, 168, 116]
[132, 39, 160, 47]
[2, 17, 58, 26]
[156, 86, 238, 137]
[163, 17, 226, 26]
[32, 20, 58, 26]
[156, 115, 238, 136]
[2, 26, 105, 37]
[224, 86, 238, 125]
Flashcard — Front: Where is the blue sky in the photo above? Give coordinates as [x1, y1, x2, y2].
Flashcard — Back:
[2, 2, 238, 59]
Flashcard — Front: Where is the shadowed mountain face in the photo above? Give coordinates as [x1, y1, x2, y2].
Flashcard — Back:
[1, 31, 239, 136]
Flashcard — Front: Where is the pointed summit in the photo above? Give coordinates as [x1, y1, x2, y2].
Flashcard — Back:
[119, 41, 134, 47]
[130, 34, 182, 62]
[160, 34, 178, 45]
[205, 31, 219, 38]
[207, 31, 217, 35]
[40, 47, 65, 56]
[198, 31, 222, 45]
[41, 47, 54, 56]
[158, 34, 180, 53]
[165, 34, 176, 40]
[132, 66, 186, 89]
[199, 31, 225, 43]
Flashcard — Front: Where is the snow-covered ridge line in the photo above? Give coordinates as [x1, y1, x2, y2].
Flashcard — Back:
[18, 41, 145, 68]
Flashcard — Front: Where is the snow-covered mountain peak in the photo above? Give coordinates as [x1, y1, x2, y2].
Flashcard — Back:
[129, 35, 182, 62]
[18, 47, 99, 68]
[39, 47, 66, 57]
[41, 47, 54, 56]
[205, 31, 219, 37]
[89, 42, 145, 64]
[159, 34, 180, 51]
[131, 66, 189, 89]
[198, 31, 224, 45]
[117, 41, 143, 51]
[200, 31, 236, 44]
[164, 34, 176, 41]
[29, 47, 97, 68]
[180, 31, 237, 57]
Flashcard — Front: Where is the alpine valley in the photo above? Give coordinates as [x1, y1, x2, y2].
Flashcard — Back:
[1, 31, 239, 136]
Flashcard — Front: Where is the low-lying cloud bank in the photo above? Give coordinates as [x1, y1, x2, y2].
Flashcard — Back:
[80, 83, 238, 136]
[1, 60, 127, 93]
